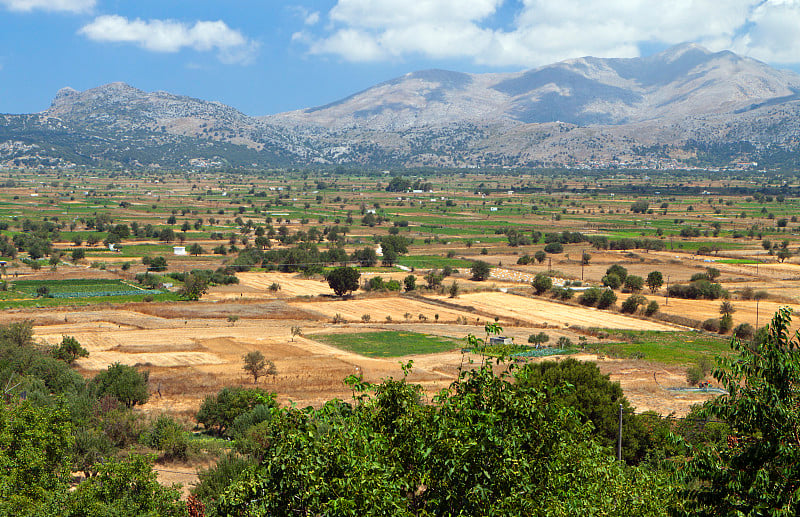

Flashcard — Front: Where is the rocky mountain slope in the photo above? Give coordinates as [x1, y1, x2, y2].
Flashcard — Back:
[3, 43, 800, 169]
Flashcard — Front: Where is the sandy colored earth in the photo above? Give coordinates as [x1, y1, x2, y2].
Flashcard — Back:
[289, 295, 477, 324]
[618, 292, 800, 331]
[435, 291, 680, 331]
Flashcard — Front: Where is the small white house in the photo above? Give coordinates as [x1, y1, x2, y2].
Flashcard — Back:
[490, 207, 498, 212]
[489, 336, 513, 345]
[173, 246, 187, 256]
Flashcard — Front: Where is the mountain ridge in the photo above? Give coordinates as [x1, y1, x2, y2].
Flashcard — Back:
[3, 43, 800, 169]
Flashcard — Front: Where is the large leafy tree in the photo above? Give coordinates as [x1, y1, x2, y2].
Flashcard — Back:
[326, 266, 360, 296]
[0, 402, 74, 514]
[679, 307, 800, 515]
[515, 358, 651, 464]
[91, 362, 149, 408]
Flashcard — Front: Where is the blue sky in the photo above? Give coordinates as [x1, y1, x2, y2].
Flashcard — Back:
[2, 0, 799, 116]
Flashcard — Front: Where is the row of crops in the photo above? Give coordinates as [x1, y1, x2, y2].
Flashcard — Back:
[11, 279, 163, 298]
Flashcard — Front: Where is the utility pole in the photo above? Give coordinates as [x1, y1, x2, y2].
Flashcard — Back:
[756, 298, 760, 329]
[665, 275, 670, 306]
[581, 249, 585, 281]
[617, 404, 623, 462]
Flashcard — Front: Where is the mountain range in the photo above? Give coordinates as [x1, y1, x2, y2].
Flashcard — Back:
[3, 43, 800, 170]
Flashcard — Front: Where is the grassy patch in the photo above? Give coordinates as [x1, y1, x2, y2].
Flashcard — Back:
[590, 330, 732, 365]
[315, 331, 462, 357]
[715, 259, 761, 264]
[398, 255, 474, 269]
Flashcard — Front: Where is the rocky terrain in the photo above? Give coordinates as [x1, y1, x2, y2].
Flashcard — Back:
[3, 43, 800, 169]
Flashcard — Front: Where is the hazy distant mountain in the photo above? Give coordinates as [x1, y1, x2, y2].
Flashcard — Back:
[268, 43, 800, 128]
[3, 43, 800, 169]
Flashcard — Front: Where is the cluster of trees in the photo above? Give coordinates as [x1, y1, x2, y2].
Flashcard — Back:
[384, 176, 432, 192]
[0, 321, 189, 515]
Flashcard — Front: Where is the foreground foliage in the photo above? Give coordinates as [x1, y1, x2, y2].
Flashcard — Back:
[197, 331, 678, 516]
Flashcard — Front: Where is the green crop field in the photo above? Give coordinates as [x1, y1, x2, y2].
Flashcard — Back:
[315, 331, 462, 357]
[10, 278, 164, 301]
[591, 330, 732, 365]
[397, 255, 475, 269]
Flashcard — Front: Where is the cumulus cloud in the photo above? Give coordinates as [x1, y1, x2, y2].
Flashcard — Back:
[0, 0, 94, 12]
[300, 0, 800, 67]
[79, 15, 258, 64]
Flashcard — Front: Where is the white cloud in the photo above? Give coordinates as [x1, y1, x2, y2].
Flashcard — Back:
[0, 0, 94, 12]
[304, 11, 320, 25]
[301, 0, 800, 67]
[79, 15, 258, 64]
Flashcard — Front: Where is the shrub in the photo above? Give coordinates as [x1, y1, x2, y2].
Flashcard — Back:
[597, 289, 617, 309]
[719, 314, 733, 334]
[579, 287, 602, 306]
[527, 332, 549, 346]
[543, 242, 563, 254]
[143, 415, 188, 461]
[602, 273, 622, 289]
[702, 318, 721, 332]
[733, 323, 755, 340]
[620, 295, 647, 314]
[686, 365, 704, 386]
[196, 387, 276, 437]
[532, 273, 553, 295]
[550, 286, 574, 300]
[644, 300, 659, 316]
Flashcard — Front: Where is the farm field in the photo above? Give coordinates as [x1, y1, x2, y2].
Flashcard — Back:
[5, 167, 800, 495]
[437, 291, 681, 331]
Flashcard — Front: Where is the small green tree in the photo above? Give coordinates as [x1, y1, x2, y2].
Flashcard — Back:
[290, 326, 302, 342]
[534, 250, 546, 264]
[646, 271, 663, 293]
[71, 248, 85, 262]
[532, 273, 553, 295]
[243, 351, 276, 384]
[597, 289, 617, 309]
[403, 274, 416, 292]
[602, 273, 622, 289]
[624, 275, 644, 293]
[2, 320, 34, 346]
[177, 273, 208, 301]
[51, 335, 89, 364]
[188, 243, 204, 256]
[448, 281, 460, 298]
[527, 332, 549, 346]
[470, 260, 491, 281]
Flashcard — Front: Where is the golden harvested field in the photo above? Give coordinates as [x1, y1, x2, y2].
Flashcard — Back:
[289, 295, 476, 323]
[436, 291, 681, 331]
[620, 293, 800, 332]
[229, 272, 333, 297]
